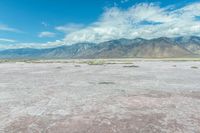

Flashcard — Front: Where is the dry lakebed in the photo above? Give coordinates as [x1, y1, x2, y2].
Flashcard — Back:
[0, 59, 200, 133]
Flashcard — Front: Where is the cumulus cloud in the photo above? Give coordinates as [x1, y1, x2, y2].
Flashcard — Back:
[38, 31, 56, 38]
[2, 2, 200, 49]
[55, 23, 84, 33]
[62, 2, 200, 45]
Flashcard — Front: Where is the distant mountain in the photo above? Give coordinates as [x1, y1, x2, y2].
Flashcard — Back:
[1, 36, 200, 59]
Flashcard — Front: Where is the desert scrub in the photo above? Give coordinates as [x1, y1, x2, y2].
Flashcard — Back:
[98, 81, 115, 85]
[123, 65, 139, 68]
[56, 66, 62, 69]
[191, 66, 198, 69]
[0, 60, 9, 63]
[87, 60, 106, 65]
[74, 65, 81, 67]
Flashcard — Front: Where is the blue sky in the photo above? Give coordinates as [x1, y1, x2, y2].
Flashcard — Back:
[0, 0, 200, 49]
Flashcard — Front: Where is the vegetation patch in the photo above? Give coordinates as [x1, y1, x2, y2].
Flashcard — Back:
[98, 81, 115, 85]
[191, 66, 198, 69]
[74, 65, 81, 67]
[87, 60, 106, 65]
[0, 60, 9, 63]
[123, 65, 139, 68]
[56, 66, 62, 69]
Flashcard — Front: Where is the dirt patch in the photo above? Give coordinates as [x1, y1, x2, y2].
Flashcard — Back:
[98, 82, 115, 85]
[191, 66, 198, 69]
[123, 65, 139, 68]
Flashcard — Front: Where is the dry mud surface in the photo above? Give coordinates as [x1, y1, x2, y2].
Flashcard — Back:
[0, 60, 200, 133]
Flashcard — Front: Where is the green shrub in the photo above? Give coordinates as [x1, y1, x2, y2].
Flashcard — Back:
[87, 60, 105, 65]
[191, 66, 198, 69]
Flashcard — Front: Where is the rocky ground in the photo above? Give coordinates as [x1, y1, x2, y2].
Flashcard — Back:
[0, 60, 200, 133]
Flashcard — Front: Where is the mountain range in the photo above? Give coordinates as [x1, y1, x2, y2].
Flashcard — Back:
[1, 36, 200, 59]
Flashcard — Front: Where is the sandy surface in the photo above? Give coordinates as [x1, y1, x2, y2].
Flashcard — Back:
[0, 60, 200, 133]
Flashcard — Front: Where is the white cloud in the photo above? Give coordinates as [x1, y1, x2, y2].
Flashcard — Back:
[38, 31, 56, 38]
[41, 22, 49, 27]
[55, 23, 84, 33]
[0, 40, 63, 50]
[62, 2, 200, 44]
[0, 38, 16, 43]
[17, 40, 63, 48]
[121, 0, 129, 4]
[0, 24, 20, 32]
[2, 2, 200, 49]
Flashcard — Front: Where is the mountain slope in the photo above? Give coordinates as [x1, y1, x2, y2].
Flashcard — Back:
[0, 36, 199, 59]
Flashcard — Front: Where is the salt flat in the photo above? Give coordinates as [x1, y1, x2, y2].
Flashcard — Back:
[0, 60, 200, 133]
